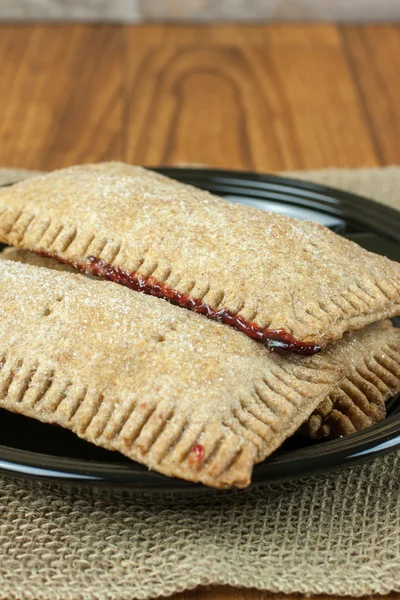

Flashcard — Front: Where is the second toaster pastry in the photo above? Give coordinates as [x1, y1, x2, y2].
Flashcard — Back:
[1, 162, 400, 354]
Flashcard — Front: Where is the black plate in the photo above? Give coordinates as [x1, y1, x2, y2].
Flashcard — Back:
[1, 167, 400, 493]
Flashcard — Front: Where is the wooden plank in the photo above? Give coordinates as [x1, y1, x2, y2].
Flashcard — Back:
[124, 24, 379, 171]
[123, 23, 342, 46]
[340, 25, 400, 165]
[170, 587, 270, 599]
[0, 25, 124, 170]
[168, 588, 400, 600]
[0, 24, 387, 172]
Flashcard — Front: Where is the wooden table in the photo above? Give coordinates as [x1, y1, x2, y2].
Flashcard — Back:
[1, 22, 400, 600]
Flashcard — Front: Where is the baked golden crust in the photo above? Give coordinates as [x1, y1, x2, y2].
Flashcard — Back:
[302, 348, 400, 439]
[0, 246, 77, 272]
[1, 162, 400, 352]
[0, 246, 98, 279]
[0, 259, 399, 488]
[5, 247, 399, 443]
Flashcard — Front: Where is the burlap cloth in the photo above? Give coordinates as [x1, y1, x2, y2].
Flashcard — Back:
[1, 166, 400, 600]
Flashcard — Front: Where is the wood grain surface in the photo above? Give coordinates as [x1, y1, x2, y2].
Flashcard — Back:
[1, 23, 400, 174]
[172, 591, 400, 600]
[0, 22, 399, 600]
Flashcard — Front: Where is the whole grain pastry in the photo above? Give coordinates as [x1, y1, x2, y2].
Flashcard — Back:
[302, 350, 400, 440]
[1, 259, 400, 488]
[1, 163, 400, 354]
[0, 246, 77, 272]
[0, 246, 98, 279]
[5, 247, 398, 444]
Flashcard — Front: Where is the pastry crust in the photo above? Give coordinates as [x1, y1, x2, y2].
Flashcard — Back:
[0, 246, 77, 272]
[0, 246, 97, 278]
[1, 162, 400, 353]
[5, 247, 398, 443]
[0, 259, 399, 488]
[302, 353, 400, 440]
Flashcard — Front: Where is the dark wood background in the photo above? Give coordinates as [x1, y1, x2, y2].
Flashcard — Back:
[1, 22, 400, 600]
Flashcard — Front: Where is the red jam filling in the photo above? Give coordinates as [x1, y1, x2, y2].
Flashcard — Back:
[36, 252, 322, 355]
[188, 444, 205, 466]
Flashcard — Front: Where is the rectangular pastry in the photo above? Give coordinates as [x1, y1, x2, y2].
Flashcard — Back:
[4, 247, 398, 443]
[1, 163, 400, 354]
[0, 258, 399, 488]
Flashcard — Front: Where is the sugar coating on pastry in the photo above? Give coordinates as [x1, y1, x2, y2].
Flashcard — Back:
[0, 259, 399, 487]
[0, 246, 97, 278]
[4, 247, 398, 445]
[1, 163, 400, 354]
[0, 246, 77, 272]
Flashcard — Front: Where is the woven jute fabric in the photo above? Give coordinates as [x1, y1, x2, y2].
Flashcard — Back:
[1, 165, 400, 600]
